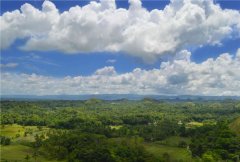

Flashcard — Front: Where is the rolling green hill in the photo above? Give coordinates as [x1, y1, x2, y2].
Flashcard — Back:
[229, 117, 240, 136]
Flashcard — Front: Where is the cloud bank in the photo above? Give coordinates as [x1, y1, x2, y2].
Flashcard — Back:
[1, 0, 240, 62]
[1, 49, 240, 96]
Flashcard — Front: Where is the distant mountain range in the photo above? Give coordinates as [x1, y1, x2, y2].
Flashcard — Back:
[1, 94, 240, 101]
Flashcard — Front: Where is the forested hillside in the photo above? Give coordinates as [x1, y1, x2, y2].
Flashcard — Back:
[230, 116, 240, 136]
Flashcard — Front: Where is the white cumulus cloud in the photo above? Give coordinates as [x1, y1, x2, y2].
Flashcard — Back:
[1, 49, 240, 96]
[94, 66, 117, 75]
[106, 59, 117, 64]
[0, 63, 19, 68]
[1, 0, 240, 62]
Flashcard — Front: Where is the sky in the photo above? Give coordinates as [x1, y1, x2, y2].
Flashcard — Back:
[0, 0, 240, 96]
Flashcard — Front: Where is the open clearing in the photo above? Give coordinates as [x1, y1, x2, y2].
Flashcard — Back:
[144, 142, 193, 161]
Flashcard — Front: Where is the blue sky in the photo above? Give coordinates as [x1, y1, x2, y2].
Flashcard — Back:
[1, 0, 240, 95]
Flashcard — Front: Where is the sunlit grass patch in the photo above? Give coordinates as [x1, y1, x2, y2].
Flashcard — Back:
[110, 125, 123, 130]
[144, 142, 193, 161]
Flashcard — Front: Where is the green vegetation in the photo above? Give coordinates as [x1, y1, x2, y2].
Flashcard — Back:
[144, 143, 192, 161]
[1, 99, 240, 161]
[1, 144, 60, 162]
[190, 122, 240, 161]
[230, 117, 240, 136]
[1, 145, 33, 160]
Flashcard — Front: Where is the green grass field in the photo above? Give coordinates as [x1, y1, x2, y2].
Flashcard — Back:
[1, 124, 48, 137]
[110, 125, 123, 130]
[186, 121, 203, 128]
[1, 144, 62, 162]
[0, 124, 60, 162]
[1, 144, 33, 161]
[144, 142, 193, 161]
[154, 136, 191, 147]
[142, 136, 193, 161]
[229, 117, 240, 136]
[1, 124, 27, 137]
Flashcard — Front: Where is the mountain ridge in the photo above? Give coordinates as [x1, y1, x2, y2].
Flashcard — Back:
[1, 94, 240, 101]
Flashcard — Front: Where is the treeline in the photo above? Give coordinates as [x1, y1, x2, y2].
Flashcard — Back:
[1, 100, 240, 126]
